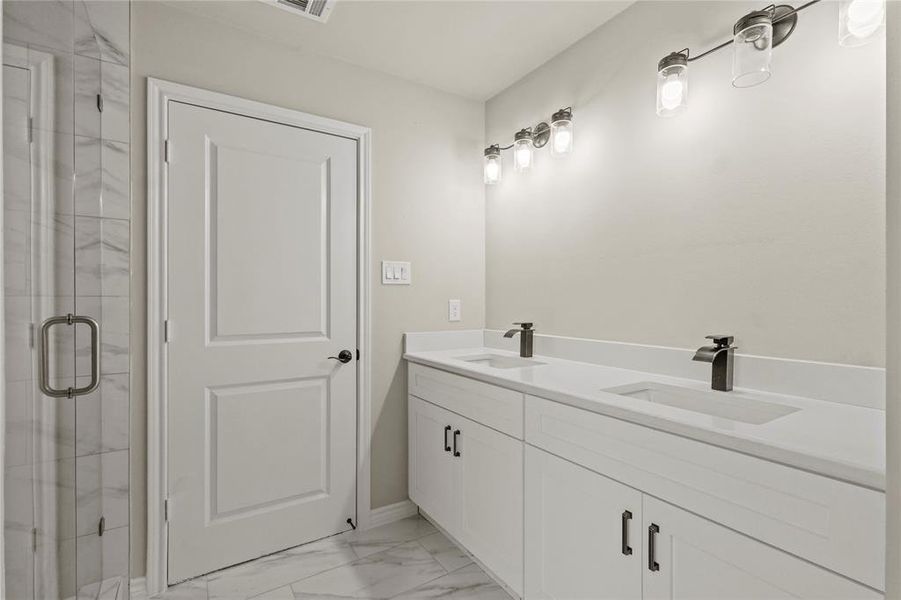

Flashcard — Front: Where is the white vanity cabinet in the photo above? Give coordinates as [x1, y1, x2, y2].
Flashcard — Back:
[525, 445, 642, 600]
[408, 389, 524, 596]
[406, 362, 885, 599]
[641, 496, 882, 600]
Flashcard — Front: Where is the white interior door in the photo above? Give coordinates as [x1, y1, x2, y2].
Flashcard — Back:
[166, 101, 358, 583]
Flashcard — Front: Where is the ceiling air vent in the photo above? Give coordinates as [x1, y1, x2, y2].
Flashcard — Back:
[261, 0, 336, 23]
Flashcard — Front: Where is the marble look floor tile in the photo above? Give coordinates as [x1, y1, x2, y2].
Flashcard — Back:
[207, 536, 358, 600]
[290, 541, 447, 600]
[75, 0, 130, 65]
[416, 533, 472, 573]
[161, 577, 210, 600]
[391, 564, 510, 600]
[346, 516, 437, 559]
[252, 585, 295, 600]
[4, 0, 74, 56]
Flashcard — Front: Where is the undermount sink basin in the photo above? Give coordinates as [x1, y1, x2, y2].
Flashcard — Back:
[456, 353, 545, 369]
[602, 381, 800, 425]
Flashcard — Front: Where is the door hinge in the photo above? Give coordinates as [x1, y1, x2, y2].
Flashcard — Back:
[98, 516, 106, 537]
[356, 349, 360, 361]
[96, 93, 104, 113]
[27, 117, 33, 144]
[164, 139, 171, 164]
[164, 498, 171, 522]
[31, 528, 37, 553]
[164, 319, 172, 343]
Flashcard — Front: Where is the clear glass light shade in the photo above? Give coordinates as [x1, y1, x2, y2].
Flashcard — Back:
[839, 0, 885, 46]
[656, 63, 688, 117]
[550, 120, 573, 157]
[483, 153, 502, 185]
[513, 139, 534, 172]
[732, 20, 773, 88]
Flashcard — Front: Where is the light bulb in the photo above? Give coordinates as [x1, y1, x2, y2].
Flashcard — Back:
[660, 76, 684, 110]
[483, 145, 502, 185]
[514, 144, 532, 170]
[513, 129, 534, 173]
[550, 108, 574, 158]
[553, 130, 571, 153]
[656, 52, 688, 117]
[840, 0, 885, 45]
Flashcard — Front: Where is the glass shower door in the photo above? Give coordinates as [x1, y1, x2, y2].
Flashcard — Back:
[3, 1, 131, 597]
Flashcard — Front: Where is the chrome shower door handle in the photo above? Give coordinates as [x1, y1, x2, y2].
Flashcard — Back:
[39, 314, 101, 398]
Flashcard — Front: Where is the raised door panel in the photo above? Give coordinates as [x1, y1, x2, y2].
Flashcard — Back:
[525, 446, 642, 600]
[642, 496, 881, 600]
[454, 415, 523, 597]
[408, 396, 456, 530]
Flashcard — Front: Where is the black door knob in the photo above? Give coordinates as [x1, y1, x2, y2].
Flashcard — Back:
[328, 350, 353, 364]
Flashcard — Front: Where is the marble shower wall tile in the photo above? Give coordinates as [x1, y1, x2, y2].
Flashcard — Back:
[75, 135, 102, 217]
[101, 61, 128, 143]
[76, 449, 128, 537]
[75, 373, 130, 456]
[33, 457, 76, 540]
[5, 379, 34, 468]
[75, 0, 130, 65]
[4, 208, 29, 297]
[101, 526, 129, 582]
[73, 216, 129, 298]
[75, 139, 129, 222]
[35, 531, 77, 600]
[75, 295, 129, 376]
[102, 141, 130, 219]
[4, 0, 74, 56]
[75, 55, 101, 139]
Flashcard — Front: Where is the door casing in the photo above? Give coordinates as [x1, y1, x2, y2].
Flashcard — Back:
[145, 78, 373, 597]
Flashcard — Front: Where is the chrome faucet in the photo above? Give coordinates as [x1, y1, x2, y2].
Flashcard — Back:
[504, 322, 534, 358]
[692, 335, 737, 392]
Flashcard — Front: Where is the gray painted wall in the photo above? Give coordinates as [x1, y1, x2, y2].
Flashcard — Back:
[485, 1, 886, 367]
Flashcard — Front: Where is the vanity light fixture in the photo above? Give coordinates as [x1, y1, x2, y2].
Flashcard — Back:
[550, 108, 574, 157]
[839, 0, 885, 46]
[653, 0, 883, 116]
[483, 107, 572, 184]
[483, 144, 502, 185]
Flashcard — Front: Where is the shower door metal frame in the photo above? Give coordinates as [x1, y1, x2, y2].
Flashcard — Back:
[144, 78, 373, 597]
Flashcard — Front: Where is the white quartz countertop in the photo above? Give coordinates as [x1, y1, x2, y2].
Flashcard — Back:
[404, 347, 886, 491]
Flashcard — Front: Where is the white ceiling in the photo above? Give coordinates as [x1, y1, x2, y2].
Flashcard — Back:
[164, 0, 633, 101]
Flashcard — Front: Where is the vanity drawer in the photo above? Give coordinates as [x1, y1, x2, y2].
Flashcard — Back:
[525, 395, 885, 591]
[408, 363, 523, 438]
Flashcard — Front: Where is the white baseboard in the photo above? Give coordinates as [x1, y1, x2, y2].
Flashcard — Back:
[130, 577, 147, 600]
[368, 499, 417, 528]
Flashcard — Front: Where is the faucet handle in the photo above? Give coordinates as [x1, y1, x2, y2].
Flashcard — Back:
[705, 335, 734, 347]
[514, 322, 533, 329]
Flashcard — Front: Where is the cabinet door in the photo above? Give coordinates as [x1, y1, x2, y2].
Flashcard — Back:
[642, 496, 881, 600]
[525, 446, 642, 600]
[408, 396, 456, 530]
[454, 415, 524, 597]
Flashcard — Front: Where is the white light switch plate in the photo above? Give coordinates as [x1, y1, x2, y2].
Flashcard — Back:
[382, 261, 411, 285]
[448, 299, 461, 322]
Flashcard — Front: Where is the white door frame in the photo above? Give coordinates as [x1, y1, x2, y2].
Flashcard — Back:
[145, 78, 372, 596]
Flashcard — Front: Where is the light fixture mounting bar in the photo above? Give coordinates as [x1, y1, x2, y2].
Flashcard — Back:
[679, 0, 821, 64]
